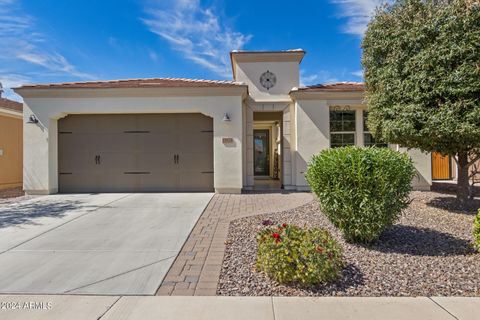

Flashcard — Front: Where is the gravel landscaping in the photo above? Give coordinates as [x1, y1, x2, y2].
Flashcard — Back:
[218, 191, 480, 296]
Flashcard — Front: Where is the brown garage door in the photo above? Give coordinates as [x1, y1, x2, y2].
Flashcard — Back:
[58, 113, 213, 192]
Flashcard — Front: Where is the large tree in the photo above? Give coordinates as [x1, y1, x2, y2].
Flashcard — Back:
[362, 0, 480, 203]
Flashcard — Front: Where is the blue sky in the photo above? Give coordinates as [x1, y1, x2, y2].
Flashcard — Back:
[0, 0, 383, 101]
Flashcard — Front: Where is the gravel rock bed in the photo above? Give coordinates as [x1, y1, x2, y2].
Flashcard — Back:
[218, 191, 480, 296]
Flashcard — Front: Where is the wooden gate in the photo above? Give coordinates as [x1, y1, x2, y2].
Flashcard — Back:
[432, 152, 451, 180]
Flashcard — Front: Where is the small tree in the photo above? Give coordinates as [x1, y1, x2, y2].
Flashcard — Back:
[362, 0, 480, 203]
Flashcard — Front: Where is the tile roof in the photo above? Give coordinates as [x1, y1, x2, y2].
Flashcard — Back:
[0, 97, 23, 112]
[18, 78, 247, 90]
[296, 82, 365, 92]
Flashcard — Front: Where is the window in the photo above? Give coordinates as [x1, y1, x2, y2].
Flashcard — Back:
[330, 110, 356, 148]
[363, 111, 388, 147]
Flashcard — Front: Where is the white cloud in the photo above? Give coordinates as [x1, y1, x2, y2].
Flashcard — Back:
[300, 69, 339, 87]
[351, 70, 364, 78]
[143, 0, 251, 77]
[331, 0, 388, 36]
[0, 73, 30, 101]
[0, 0, 93, 98]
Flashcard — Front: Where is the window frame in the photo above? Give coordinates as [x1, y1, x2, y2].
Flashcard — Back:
[329, 109, 357, 148]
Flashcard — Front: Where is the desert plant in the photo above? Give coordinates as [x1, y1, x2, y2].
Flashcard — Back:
[474, 210, 480, 252]
[306, 146, 416, 244]
[256, 224, 343, 286]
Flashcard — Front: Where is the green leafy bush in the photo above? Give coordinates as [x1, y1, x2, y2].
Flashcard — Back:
[256, 224, 343, 286]
[474, 210, 480, 252]
[306, 146, 416, 244]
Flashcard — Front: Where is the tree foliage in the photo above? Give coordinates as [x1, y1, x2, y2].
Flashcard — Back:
[362, 0, 480, 201]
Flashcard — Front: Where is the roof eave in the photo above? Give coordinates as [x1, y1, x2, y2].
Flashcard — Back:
[14, 85, 249, 99]
[290, 89, 365, 101]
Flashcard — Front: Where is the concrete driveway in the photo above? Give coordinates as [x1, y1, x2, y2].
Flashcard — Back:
[0, 193, 213, 295]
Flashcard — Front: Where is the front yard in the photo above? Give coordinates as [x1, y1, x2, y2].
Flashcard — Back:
[218, 191, 480, 296]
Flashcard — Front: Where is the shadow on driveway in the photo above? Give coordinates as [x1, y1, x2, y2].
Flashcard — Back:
[0, 200, 90, 229]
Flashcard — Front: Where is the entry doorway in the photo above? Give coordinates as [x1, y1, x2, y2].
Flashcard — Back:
[254, 129, 270, 176]
[252, 111, 283, 190]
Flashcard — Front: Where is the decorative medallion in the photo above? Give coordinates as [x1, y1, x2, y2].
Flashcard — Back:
[259, 70, 277, 90]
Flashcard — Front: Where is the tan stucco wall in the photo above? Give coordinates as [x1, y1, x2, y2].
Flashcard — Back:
[20, 90, 244, 194]
[235, 61, 299, 102]
[0, 112, 23, 190]
[294, 98, 432, 191]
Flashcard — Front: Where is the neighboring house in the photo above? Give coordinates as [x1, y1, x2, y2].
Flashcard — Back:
[14, 50, 431, 195]
[0, 95, 23, 190]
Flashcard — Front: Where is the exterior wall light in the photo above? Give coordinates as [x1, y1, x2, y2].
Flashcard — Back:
[222, 113, 231, 122]
[27, 115, 39, 124]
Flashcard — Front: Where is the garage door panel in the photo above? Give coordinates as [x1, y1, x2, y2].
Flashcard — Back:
[59, 113, 213, 192]
[100, 152, 137, 173]
[136, 134, 176, 152]
[59, 133, 102, 153]
[137, 114, 177, 133]
[178, 153, 213, 172]
[138, 172, 178, 191]
[95, 134, 136, 152]
[136, 152, 175, 173]
[178, 132, 213, 153]
[59, 115, 136, 134]
[178, 114, 213, 133]
[178, 172, 213, 191]
[59, 152, 100, 174]
[59, 173, 104, 193]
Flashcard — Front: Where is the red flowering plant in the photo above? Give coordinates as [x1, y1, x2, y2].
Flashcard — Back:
[256, 224, 343, 287]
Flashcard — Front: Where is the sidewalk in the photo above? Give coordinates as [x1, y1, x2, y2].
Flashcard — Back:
[0, 295, 478, 320]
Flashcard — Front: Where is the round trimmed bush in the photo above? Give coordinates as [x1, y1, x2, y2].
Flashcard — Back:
[474, 210, 480, 252]
[256, 224, 343, 287]
[306, 146, 416, 244]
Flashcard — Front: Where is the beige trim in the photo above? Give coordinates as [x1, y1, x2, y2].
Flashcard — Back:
[290, 90, 364, 100]
[15, 86, 248, 99]
[24, 189, 55, 195]
[215, 188, 242, 194]
[0, 107, 22, 119]
[231, 51, 305, 79]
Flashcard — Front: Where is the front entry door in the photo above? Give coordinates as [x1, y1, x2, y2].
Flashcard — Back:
[254, 129, 270, 176]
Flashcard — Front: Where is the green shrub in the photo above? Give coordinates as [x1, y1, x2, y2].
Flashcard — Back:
[474, 210, 480, 252]
[306, 146, 416, 244]
[256, 224, 343, 287]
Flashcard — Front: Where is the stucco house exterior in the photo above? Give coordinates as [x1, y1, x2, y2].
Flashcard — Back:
[14, 50, 431, 195]
[0, 95, 23, 190]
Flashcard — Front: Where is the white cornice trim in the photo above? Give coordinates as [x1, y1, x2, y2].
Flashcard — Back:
[14, 86, 248, 99]
[290, 90, 364, 101]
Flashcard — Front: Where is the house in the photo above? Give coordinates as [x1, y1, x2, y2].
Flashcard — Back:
[0, 91, 23, 190]
[14, 50, 431, 195]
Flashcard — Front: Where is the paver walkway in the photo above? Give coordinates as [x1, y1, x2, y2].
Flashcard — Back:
[1, 295, 478, 320]
[157, 192, 313, 296]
